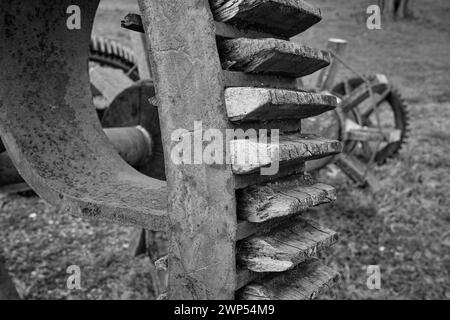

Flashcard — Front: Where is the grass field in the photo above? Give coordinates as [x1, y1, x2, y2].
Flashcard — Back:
[0, 0, 449, 299]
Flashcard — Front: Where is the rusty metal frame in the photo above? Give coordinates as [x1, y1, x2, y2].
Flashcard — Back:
[0, 0, 167, 230]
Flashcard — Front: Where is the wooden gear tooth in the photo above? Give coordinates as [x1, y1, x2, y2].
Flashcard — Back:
[225, 87, 338, 122]
[210, 0, 322, 37]
[237, 217, 338, 272]
[230, 133, 342, 175]
[237, 175, 336, 223]
[237, 259, 340, 300]
[219, 38, 331, 78]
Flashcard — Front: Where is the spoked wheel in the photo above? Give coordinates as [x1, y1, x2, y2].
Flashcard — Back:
[332, 75, 409, 164]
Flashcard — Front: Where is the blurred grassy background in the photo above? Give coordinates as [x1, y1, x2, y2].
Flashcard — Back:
[0, 0, 449, 299]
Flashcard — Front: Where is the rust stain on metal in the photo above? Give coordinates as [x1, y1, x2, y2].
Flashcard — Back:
[0, 0, 168, 231]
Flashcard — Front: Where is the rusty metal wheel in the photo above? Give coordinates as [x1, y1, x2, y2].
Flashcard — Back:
[332, 76, 409, 164]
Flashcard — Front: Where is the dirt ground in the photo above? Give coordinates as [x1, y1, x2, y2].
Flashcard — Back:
[0, 0, 449, 299]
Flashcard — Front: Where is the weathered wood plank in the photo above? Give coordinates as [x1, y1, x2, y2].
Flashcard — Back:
[237, 175, 336, 223]
[215, 21, 284, 39]
[219, 38, 331, 78]
[237, 217, 337, 272]
[334, 153, 380, 190]
[210, 0, 322, 37]
[347, 128, 402, 143]
[121, 15, 314, 83]
[340, 74, 390, 113]
[137, 0, 237, 299]
[223, 71, 298, 90]
[236, 259, 339, 300]
[225, 87, 337, 122]
[230, 133, 342, 175]
[237, 217, 288, 241]
[236, 268, 260, 290]
[235, 161, 304, 189]
[233, 120, 302, 134]
[121, 13, 280, 40]
[345, 119, 402, 143]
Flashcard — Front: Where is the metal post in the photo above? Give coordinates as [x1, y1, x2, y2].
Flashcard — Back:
[0, 127, 153, 187]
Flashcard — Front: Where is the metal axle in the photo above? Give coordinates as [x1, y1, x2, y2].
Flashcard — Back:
[0, 126, 153, 187]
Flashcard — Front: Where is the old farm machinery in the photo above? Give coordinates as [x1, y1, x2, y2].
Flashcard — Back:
[0, 38, 409, 194]
[306, 38, 409, 188]
[0, 0, 407, 300]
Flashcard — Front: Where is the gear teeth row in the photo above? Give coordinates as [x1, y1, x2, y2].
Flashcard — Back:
[89, 36, 138, 77]
[209, 0, 342, 300]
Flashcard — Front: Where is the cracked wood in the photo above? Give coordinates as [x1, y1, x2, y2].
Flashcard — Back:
[237, 174, 336, 222]
[210, 0, 321, 37]
[237, 259, 339, 300]
[225, 87, 337, 122]
[219, 38, 331, 78]
[230, 133, 342, 175]
[237, 217, 338, 272]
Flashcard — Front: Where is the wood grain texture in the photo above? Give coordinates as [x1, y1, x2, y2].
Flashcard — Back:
[237, 217, 338, 272]
[334, 153, 380, 190]
[235, 161, 304, 189]
[236, 259, 339, 300]
[232, 120, 302, 135]
[138, 0, 237, 300]
[215, 21, 284, 39]
[346, 127, 402, 143]
[237, 175, 336, 222]
[219, 38, 331, 78]
[340, 74, 390, 113]
[225, 87, 337, 122]
[210, 0, 321, 37]
[121, 13, 279, 40]
[223, 71, 298, 90]
[230, 133, 342, 175]
[237, 216, 290, 241]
